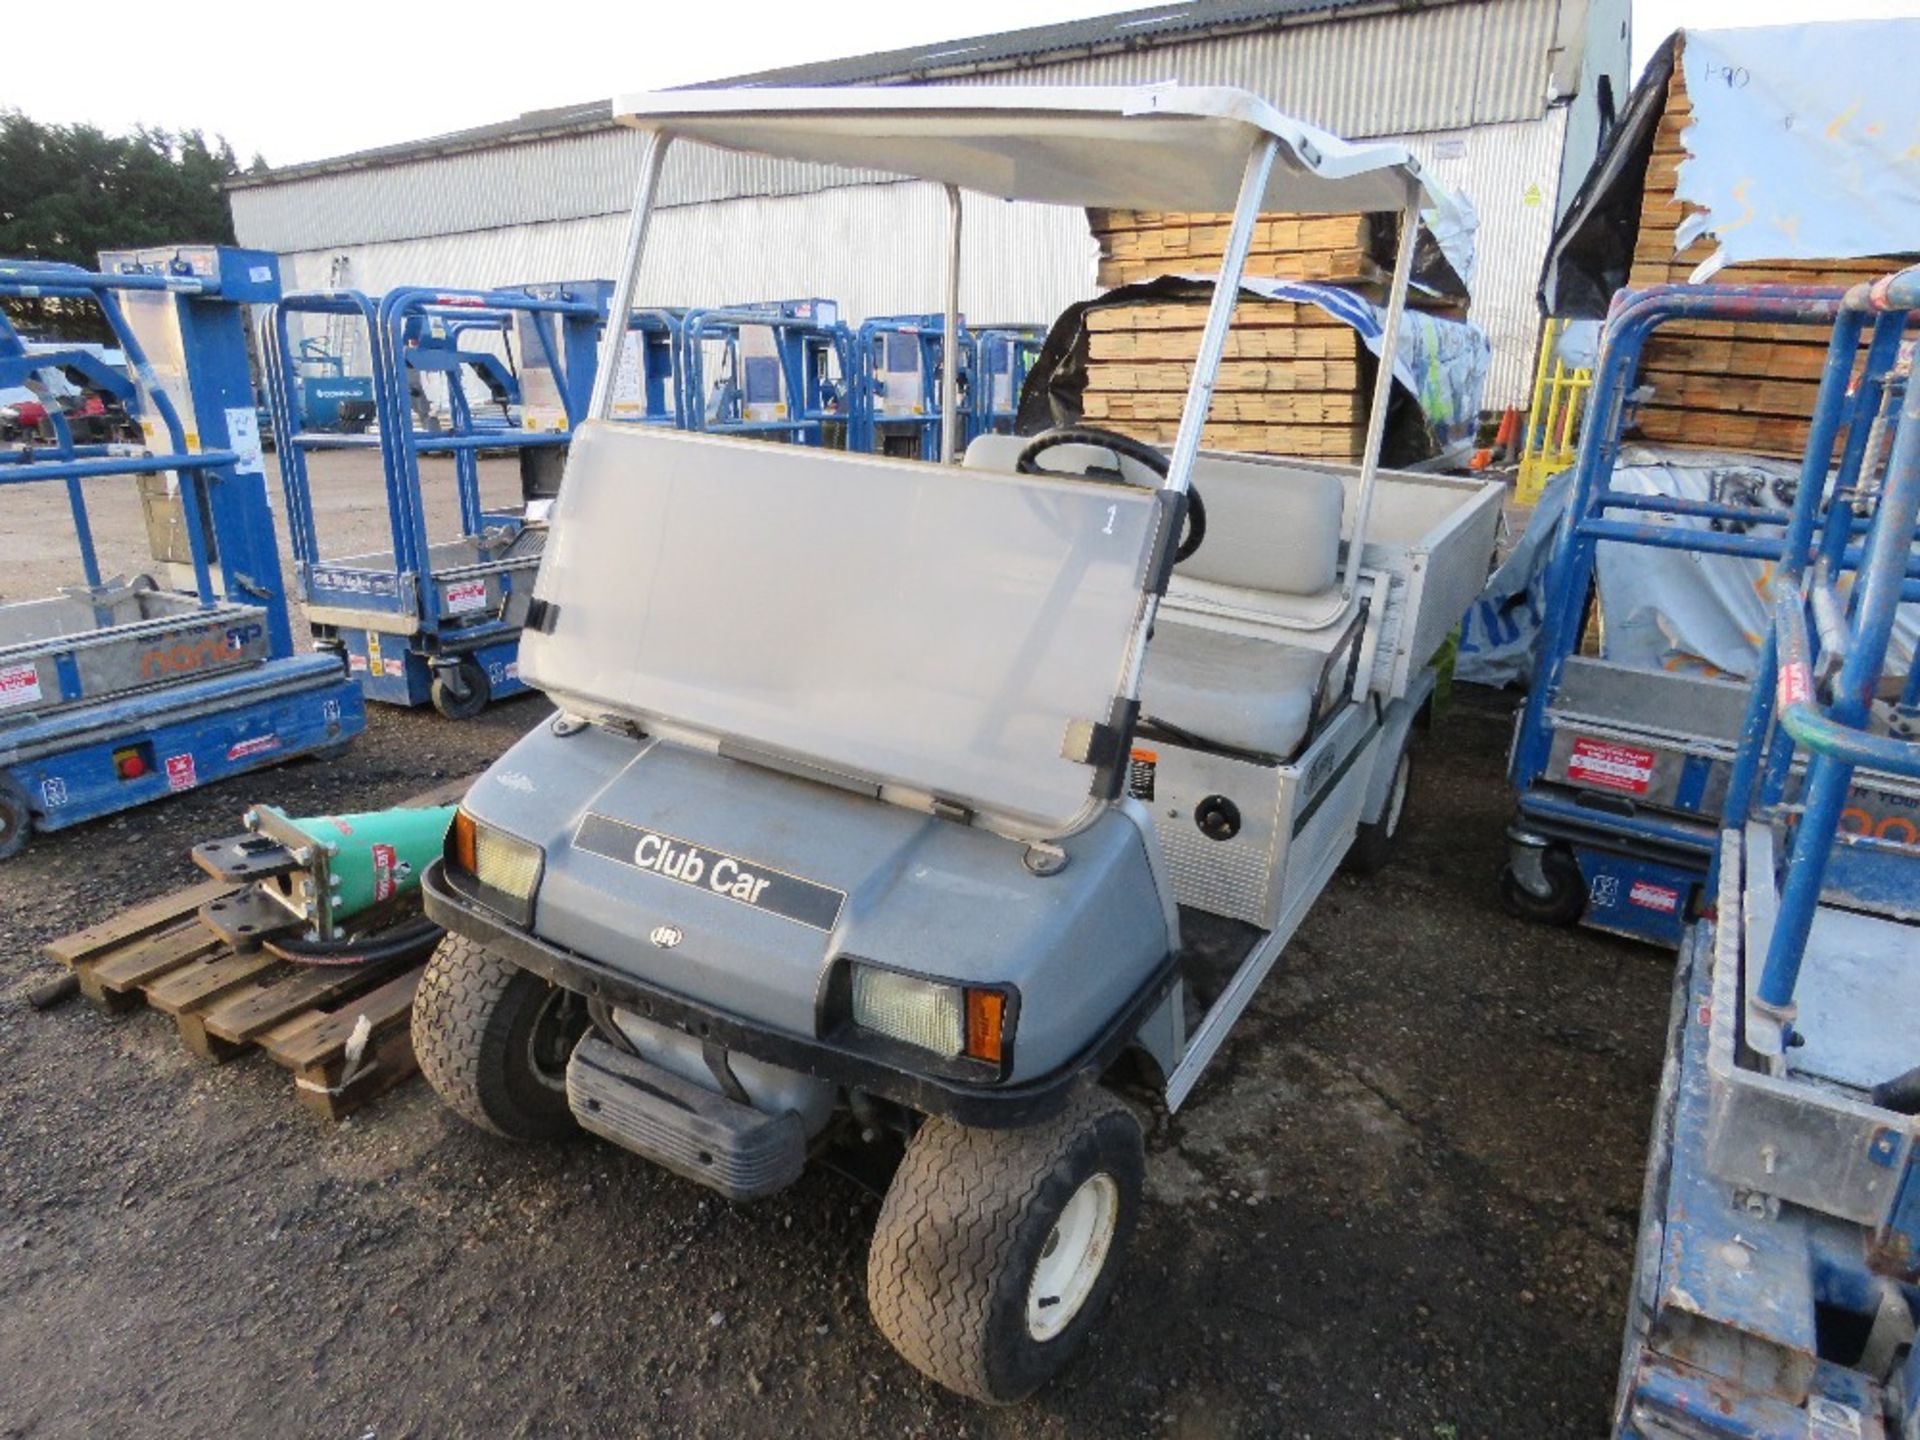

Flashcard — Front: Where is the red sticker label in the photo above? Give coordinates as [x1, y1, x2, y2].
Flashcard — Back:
[226, 734, 280, 762]
[1629, 880, 1680, 913]
[1567, 737, 1656, 795]
[164, 753, 197, 792]
[372, 843, 399, 902]
[0, 661, 43, 710]
[444, 579, 488, 615]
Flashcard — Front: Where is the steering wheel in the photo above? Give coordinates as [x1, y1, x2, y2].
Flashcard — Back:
[1014, 426, 1207, 562]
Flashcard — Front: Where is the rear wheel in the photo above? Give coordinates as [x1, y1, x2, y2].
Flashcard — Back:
[867, 1089, 1143, 1404]
[430, 658, 491, 721]
[1346, 746, 1412, 877]
[412, 934, 588, 1139]
[0, 773, 33, 861]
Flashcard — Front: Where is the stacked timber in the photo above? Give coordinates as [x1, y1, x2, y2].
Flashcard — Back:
[1083, 300, 1368, 459]
[1092, 211, 1384, 291]
[1628, 46, 1914, 457]
[1084, 208, 1453, 461]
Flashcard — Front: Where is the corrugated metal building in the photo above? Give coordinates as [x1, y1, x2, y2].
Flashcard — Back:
[228, 0, 1631, 408]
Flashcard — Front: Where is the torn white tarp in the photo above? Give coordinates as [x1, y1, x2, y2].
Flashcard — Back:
[1456, 446, 1919, 687]
[1674, 22, 1920, 275]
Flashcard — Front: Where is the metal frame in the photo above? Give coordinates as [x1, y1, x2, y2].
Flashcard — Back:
[1614, 264, 1920, 1440]
[576, 103, 1441, 1112]
[0, 250, 363, 845]
[264, 282, 607, 710]
[1508, 281, 1920, 946]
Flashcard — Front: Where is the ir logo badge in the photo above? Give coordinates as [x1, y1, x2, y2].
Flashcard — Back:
[649, 925, 684, 950]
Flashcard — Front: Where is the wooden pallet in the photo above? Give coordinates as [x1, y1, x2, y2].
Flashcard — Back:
[43, 777, 470, 1120]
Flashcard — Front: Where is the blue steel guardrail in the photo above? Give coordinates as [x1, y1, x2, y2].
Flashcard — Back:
[679, 305, 852, 444]
[1510, 283, 1914, 800]
[1729, 263, 1920, 1047]
[0, 261, 229, 606]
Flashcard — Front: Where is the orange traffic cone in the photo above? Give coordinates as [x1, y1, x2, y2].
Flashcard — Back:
[1492, 406, 1520, 462]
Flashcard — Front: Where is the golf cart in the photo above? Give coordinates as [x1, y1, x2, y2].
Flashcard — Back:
[414, 86, 1502, 1402]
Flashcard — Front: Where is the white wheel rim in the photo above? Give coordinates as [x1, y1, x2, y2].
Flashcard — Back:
[1025, 1172, 1120, 1342]
[1384, 753, 1410, 837]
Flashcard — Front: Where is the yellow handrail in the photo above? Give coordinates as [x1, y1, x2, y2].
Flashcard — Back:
[1516, 317, 1591, 505]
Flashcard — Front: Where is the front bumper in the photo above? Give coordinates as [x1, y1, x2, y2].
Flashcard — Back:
[423, 859, 1176, 1129]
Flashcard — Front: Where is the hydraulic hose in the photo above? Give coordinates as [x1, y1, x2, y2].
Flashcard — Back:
[267, 915, 444, 968]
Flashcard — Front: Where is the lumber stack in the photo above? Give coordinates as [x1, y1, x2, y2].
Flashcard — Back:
[1091, 211, 1383, 291]
[1083, 301, 1370, 459]
[1627, 47, 1914, 457]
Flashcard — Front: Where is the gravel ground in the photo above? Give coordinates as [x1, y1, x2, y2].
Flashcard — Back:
[0, 457, 1672, 1438]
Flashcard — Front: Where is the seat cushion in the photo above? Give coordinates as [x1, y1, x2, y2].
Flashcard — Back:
[1172, 453, 1345, 598]
[1138, 622, 1327, 759]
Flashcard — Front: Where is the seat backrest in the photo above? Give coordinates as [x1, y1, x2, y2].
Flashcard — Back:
[966, 434, 1343, 599]
[1173, 452, 1343, 597]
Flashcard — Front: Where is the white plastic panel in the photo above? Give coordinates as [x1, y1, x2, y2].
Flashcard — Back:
[524, 424, 1164, 837]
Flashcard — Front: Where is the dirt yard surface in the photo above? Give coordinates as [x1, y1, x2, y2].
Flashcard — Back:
[0, 459, 1672, 1439]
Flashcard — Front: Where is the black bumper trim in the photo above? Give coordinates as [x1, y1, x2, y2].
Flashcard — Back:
[423, 860, 1176, 1129]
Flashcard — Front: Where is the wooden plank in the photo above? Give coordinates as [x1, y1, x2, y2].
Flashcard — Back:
[1088, 325, 1363, 364]
[45, 877, 237, 968]
[292, 1018, 420, 1122]
[1083, 391, 1359, 425]
[1087, 358, 1361, 392]
[1633, 371, 1829, 419]
[84, 922, 226, 996]
[259, 967, 423, 1070]
[143, 949, 279, 1016]
[1097, 249, 1381, 289]
[199, 954, 412, 1046]
[1641, 340, 1856, 383]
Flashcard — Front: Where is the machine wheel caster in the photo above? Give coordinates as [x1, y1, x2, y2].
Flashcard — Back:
[1499, 845, 1586, 926]
[866, 1088, 1143, 1404]
[0, 772, 34, 862]
[430, 659, 491, 721]
[412, 935, 589, 1140]
[1346, 747, 1412, 877]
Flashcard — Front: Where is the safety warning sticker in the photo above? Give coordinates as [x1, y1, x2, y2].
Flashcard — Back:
[444, 580, 488, 615]
[1629, 881, 1680, 914]
[165, 753, 198, 792]
[1566, 737, 1655, 795]
[0, 662, 43, 710]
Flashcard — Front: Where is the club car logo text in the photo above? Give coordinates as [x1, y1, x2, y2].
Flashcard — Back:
[573, 814, 844, 931]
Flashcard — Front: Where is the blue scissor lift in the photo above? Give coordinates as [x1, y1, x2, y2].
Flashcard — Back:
[264, 283, 608, 718]
[970, 324, 1043, 437]
[1615, 264, 1920, 1440]
[680, 298, 850, 445]
[849, 314, 973, 459]
[1503, 282, 1920, 945]
[0, 246, 364, 860]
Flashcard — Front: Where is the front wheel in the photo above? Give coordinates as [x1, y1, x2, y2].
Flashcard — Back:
[412, 934, 588, 1139]
[867, 1089, 1144, 1404]
[430, 658, 491, 721]
[1499, 845, 1587, 926]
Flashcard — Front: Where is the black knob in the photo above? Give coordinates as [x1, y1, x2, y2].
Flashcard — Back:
[1195, 795, 1241, 842]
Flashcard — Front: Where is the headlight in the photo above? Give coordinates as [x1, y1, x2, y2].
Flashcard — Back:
[849, 963, 1008, 1066]
[448, 808, 543, 925]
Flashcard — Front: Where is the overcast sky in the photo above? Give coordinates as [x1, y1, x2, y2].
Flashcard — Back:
[13, 0, 1918, 167]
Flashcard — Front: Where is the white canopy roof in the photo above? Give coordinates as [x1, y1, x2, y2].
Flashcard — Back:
[611, 85, 1442, 217]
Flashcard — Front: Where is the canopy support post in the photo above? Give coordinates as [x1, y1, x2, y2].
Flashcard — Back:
[1341, 188, 1421, 602]
[941, 184, 963, 465]
[591, 130, 672, 421]
[1162, 136, 1278, 497]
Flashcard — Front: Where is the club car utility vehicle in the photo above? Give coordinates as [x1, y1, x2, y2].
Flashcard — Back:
[414, 87, 1502, 1402]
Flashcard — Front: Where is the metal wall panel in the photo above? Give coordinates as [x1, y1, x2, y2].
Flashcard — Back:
[945, 0, 1560, 137]
[277, 184, 1097, 333]
[232, 0, 1561, 256]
